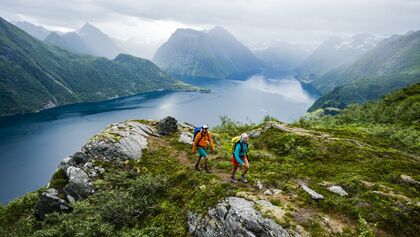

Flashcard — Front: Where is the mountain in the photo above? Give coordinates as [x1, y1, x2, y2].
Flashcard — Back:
[308, 31, 420, 111]
[2, 93, 419, 236]
[298, 33, 381, 80]
[44, 23, 125, 59]
[252, 41, 311, 70]
[13, 21, 50, 41]
[115, 38, 161, 60]
[0, 17, 192, 117]
[152, 27, 263, 79]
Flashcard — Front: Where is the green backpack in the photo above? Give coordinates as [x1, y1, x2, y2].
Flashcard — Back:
[231, 136, 247, 155]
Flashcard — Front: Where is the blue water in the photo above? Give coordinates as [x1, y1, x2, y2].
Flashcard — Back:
[0, 75, 320, 204]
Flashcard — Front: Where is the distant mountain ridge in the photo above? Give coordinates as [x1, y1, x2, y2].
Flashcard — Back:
[308, 31, 420, 111]
[44, 23, 125, 59]
[298, 33, 382, 80]
[13, 21, 51, 41]
[0, 17, 191, 117]
[153, 27, 263, 79]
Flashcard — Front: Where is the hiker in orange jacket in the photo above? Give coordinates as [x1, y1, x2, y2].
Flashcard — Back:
[192, 124, 215, 173]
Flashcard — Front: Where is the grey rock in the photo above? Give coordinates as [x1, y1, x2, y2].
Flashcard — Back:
[248, 129, 262, 138]
[401, 174, 420, 185]
[188, 197, 297, 237]
[83, 162, 93, 169]
[83, 121, 155, 161]
[256, 180, 264, 190]
[158, 116, 178, 135]
[34, 188, 72, 220]
[67, 195, 76, 204]
[179, 132, 194, 145]
[178, 122, 195, 131]
[63, 166, 93, 200]
[70, 151, 88, 164]
[58, 156, 76, 170]
[300, 182, 324, 200]
[264, 189, 282, 196]
[327, 186, 348, 196]
[95, 166, 105, 174]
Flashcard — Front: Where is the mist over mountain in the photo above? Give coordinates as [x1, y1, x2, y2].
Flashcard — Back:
[309, 31, 420, 111]
[152, 27, 263, 79]
[252, 41, 312, 71]
[298, 33, 382, 80]
[13, 21, 51, 41]
[44, 23, 125, 59]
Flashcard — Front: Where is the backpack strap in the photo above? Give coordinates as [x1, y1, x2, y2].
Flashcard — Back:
[196, 131, 209, 148]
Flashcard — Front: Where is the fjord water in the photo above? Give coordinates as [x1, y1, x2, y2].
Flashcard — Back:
[0, 75, 319, 204]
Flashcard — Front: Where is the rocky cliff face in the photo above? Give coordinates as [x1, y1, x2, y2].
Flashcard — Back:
[188, 197, 300, 237]
[34, 121, 158, 219]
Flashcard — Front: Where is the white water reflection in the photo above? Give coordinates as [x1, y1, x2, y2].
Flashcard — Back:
[243, 75, 313, 103]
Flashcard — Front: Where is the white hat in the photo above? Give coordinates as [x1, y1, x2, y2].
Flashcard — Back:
[202, 124, 209, 129]
[241, 133, 248, 140]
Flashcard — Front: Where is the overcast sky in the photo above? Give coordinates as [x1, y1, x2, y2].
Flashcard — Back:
[1, 0, 420, 47]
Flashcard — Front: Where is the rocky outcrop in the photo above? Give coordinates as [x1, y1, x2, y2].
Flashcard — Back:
[35, 120, 156, 218]
[158, 116, 178, 135]
[83, 121, 157, 162]
[34, 188, 72, 220]
[188, 197, 299, 237]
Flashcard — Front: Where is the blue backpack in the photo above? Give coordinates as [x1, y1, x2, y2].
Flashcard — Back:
[193, 127, 209, 145]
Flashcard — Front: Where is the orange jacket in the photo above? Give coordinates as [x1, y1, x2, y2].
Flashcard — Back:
[192, 131, 214, 152]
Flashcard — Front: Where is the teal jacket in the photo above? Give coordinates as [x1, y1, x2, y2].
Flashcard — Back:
[234, 141, 248, 165]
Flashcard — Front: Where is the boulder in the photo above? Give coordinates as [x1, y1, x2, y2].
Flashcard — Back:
[300, 182, 324, 200]
[327, 186, 348, 196]
[179, 132, 194, 145]
[34, 188, 72, 220]
[400, 174, 420, 185]
[63, 166, 93, 201]
[83, 121, 156, 161]
[157, 116, 178, 135]
[188, 197, 299, 237]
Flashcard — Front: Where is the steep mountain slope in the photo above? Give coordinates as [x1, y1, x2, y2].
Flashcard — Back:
[152, 27, 263, 79]
[253, 41, 311, 70]
[13, 21, 50, 41]
[298, 34, 381, 80]
[0, 17, 192, 117]
[308, 31, 420, 111]
[44, 23, 125, 59]
[1, 87, 418, 237]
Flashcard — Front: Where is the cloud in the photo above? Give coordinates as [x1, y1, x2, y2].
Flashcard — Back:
[1, 0, 419, 45]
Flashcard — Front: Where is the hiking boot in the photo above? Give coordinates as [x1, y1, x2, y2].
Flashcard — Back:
[205, 166, 212, 173]
[195, 164, 202, 171]
[241, 174, 248, 183]
[230, 177, 238, 183]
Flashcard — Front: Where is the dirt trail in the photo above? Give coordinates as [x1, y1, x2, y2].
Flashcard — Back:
[148, 136, 254, 188]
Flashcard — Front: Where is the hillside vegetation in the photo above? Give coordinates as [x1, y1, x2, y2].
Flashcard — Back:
[0, 84, 418, 236]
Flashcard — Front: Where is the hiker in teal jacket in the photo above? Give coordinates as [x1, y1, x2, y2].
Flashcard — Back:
[231, 133, 249, 183]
